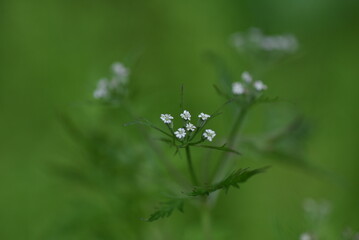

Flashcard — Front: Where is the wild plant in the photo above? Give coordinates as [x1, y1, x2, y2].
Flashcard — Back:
[56, 29, 314, 239]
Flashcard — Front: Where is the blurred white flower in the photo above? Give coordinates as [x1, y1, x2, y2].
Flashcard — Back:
[160, 114, 174, 124]
[231, 28, 298, 54]
[180, 110, 191, 121]
[300, 233, 313, 240]
[232, 82, 245, 95]
[254, 80, 267, 91]
[112, 62, 129, 77]
[198, 113, 210, 121]
[174, 128, 186, 139]
[241, 71, 252, 83]
[186, 123, 196, 132]
[203, 129, 216, 142]
[93, 78, 109, 99]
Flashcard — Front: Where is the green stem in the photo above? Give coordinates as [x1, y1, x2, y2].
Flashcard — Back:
[208, 106, 249, 206]
[210, 107, 248, 181]
[201, 199, 212, 240]
[227, 107, 248, 148]
[185, 146, 198, 186]
[122, 102, 189, 187]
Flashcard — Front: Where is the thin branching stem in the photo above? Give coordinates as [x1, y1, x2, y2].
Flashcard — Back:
[185, 146, 199, 186]
[123, 102, 189, 187]
[208, 105, 249, 206]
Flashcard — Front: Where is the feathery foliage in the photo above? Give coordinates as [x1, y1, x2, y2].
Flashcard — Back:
[146, 197, 185, 222]
[188, 166, 270, 196]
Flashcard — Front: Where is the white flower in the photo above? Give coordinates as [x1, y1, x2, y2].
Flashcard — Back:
[174, 128, 186, 139]
[180, 110, 191, 120]
[112, 62, 129, 77]
[254, 80, 267, 91]
[300, 233, 313, 240]
[203, 129, 216, 142]
[186, 123, 196, 131]
[160, 114, 173, 124]
[241, 71, 252, 83]
[198, 113, 210, 121]
[232, 82, 245, 95]
[93, 78, 109, 99]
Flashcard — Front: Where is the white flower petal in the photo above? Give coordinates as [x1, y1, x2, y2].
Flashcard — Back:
[160, 114, 174, 124]
[180, 110, 191, 120]
[232, 82, 245, 95]
[198, 113, 211, 121]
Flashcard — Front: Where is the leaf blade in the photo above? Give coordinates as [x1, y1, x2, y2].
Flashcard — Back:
[188, 166, 270, 196]
[193, 144, 240, 155]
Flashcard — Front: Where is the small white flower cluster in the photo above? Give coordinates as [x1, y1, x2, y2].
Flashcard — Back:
[93, 62, 130, 100]
[299, 233, 315, 240]
[231, 28, 298, 53]
[160, 110, 216, 141]
[232, 71, 267, 95]
[203, 129, 216, 142]
[160, 114, 173, 124]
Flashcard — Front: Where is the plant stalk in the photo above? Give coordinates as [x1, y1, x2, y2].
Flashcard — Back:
[185, 146, 198, 186]
[208, 106, 249, 206]
[201, 199, 212, 240]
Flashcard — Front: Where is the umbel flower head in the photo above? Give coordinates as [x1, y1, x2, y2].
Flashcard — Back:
[112, 62, 129, 78]
[180, 110, 191, 120]
[160, 114, 174, 124]
[231, 28, 298, 53]
[198, 113, 210, 121]
[254, 80, 267, 91]
[231, 71, 268, 96]
[299, 233, 315, 240]
[203, 129, 216, 142]
[159, 110, 215, 143]
[241, 71, 252, 83]
[232, 82, 245, 95]
[186, 123, 196, 132]
[174, 128, 186, 139]
[93, 61, 130, 101]
[93, 78, 110, 99]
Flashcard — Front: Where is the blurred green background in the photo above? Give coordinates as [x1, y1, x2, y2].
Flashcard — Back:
[1, 0, 359, 239]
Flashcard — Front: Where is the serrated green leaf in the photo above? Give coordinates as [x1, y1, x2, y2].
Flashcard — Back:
[188, 166, 270, 196]
[145, 198, 185, 222]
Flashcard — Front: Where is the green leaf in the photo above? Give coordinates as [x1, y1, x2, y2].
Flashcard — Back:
[145, 198, 185, 222]
[192, 144, 240, 155]
[124, 118, 172, 138]
[188, 166, 270, 196]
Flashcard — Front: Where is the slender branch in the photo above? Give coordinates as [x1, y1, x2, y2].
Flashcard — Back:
[123, 102, 189, 187]
[210, 106, 248, 181]
[208, 106, 249, 206]
[185, 146, 198, 186]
